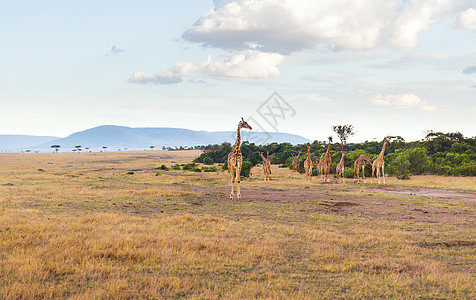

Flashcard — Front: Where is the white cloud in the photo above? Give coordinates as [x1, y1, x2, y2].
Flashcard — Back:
[456, 8, 476, 29]
[128, 71, 182, 84]
[183, 0, 475, 53]
[174, 51, 283, 78]
[371, 93, 436, 111]
[129, 50, 283, 84]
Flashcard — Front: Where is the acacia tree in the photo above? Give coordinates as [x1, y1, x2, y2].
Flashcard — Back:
[51, 145, 60, 153]
[332, 124, 355, 150]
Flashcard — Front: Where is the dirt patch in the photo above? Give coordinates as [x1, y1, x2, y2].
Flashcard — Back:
[181, 184, 476, 224]
[368, 186, 476, 200]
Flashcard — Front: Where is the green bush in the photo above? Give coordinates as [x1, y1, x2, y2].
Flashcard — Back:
[203, 157, 214, 165]
[202, 166, 218, 172]
[344, 167, 354, 178]
[183, 163, 197, 171]
[391, 154, 411, 180]
[172, 164, 181, 170]
[183, 163, 201, 172]
[240, 161, 253, 178]
[159, 164, 168, 171]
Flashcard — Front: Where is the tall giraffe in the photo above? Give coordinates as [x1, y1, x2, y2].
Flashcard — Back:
[336, 151, 346, 183]
[227, 118, 252, 199]
[259, 152, 271, 181]
[303, 143, 312, 182]
[316, 153, 324, 180]
[292, 150, 302, 172]
[354, 154, 372, 182]
[322, 136, 333, 182]
[372, 139, 388, 184]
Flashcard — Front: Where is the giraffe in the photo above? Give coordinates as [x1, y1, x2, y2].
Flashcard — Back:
[322, 136, 333, 182]
[227, 117, 252, 199]
[354, 154, 372, 182]
[259, 152, 271, 181]
[316, 153, 324, 180]
[336, 151, 346, 183]
[292, 150, 302, 172]
[303, 143, 312, 182]
[372, 139, 388, 184]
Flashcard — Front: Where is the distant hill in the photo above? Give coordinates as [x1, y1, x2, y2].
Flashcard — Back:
[0, 135, 59, 150]
[32, 125, 310, 150]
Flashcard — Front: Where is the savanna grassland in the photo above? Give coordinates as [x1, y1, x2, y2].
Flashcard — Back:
[0, 151, 475, 299]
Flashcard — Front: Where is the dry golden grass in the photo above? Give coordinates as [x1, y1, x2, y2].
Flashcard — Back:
[0, 151, 475, 299]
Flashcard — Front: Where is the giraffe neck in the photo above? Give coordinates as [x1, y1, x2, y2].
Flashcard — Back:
[326, 140, 331, 156]
[260, 153, 266, 161]
[234, 126, 241, 150]
[339, 153, 345, 163]
[379, 142, 387, 158]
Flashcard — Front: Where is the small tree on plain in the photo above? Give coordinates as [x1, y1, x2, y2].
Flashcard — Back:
[332, 124, 355, 150]
[51, 145, 61, 153]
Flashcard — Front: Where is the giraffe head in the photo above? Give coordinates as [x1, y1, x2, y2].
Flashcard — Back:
[328, 136, 333, 143]
[238, 117, 252, 130]
[307, 143, 311, 149]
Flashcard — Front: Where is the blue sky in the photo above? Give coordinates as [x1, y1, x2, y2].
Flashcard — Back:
[1, 0, 475, 142]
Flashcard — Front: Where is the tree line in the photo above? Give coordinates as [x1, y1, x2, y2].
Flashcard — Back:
[194, 131, 476, 178]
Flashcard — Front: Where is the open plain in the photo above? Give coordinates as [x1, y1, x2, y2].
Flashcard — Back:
[0, 151, 475, 299]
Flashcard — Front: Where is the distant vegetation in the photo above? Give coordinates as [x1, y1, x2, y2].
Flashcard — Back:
[194, 131, 476, 178]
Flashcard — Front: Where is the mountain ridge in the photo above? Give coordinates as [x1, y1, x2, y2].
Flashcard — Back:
[19, 125, 310, 150]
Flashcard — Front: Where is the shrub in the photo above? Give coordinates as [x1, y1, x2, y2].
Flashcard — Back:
[203, 157, 214, 165]
[172, 164, 181, 170]
[183, 163, 202, 172]
[183, 163, 198, 171]
[159, 164, 168, 170]
[240, 161, 253, 177]
[344, 167, 354, 178]
[127, 171, 134, 175]
[391, 154, 411, 180]
[202, 166, 218, 172]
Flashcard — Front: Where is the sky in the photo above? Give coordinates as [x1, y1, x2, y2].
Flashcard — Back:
[1, 0, 475, 143]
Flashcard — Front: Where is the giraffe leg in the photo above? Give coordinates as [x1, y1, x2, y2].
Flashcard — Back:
[371, 165, 375, 184]
[382, 165, 385, 184]
[236, 162, 242, 199]
[229, 166, 235, 199]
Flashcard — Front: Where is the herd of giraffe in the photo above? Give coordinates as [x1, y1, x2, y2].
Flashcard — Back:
[227, 118, 388, 199]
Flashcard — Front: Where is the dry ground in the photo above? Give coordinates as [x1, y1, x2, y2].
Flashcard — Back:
[0, 151, 475, 299]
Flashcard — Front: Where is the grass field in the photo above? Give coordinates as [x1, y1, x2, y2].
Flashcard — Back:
[1, 151, 475, 299]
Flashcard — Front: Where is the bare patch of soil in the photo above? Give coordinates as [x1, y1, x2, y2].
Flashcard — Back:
[367, 186, 475, 199]
[180, 184, 476, 224]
